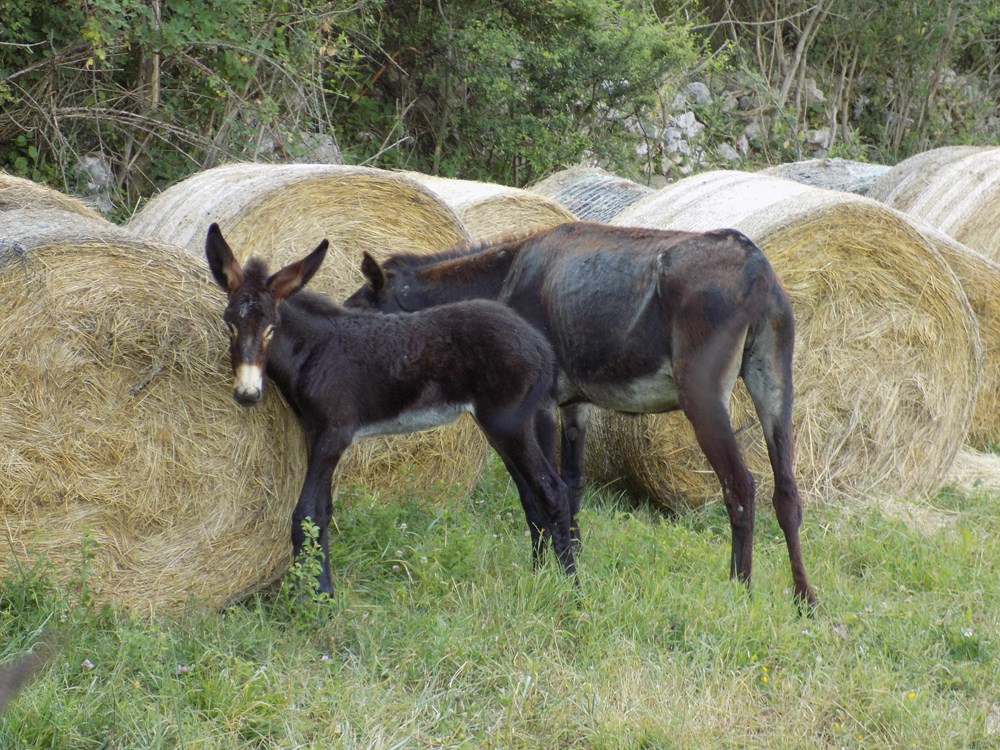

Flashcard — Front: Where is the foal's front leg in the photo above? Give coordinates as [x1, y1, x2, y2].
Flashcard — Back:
[291, 430, 349, 596]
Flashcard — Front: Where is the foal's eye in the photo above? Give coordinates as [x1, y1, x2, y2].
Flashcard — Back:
[227, 322, 238, 338]
[262, 325, 275, 342]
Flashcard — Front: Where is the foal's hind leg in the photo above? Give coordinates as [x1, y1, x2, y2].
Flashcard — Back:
[742, 312, 817, 607]
[675, 327, 758, 590]
[493, 452, 551, 570]
[478, 410, 576, 578]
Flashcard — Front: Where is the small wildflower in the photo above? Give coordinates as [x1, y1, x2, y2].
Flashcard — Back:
[81, 659, 95, 670]
[908, 692, 916, 701]
[175, 664, 192, 675]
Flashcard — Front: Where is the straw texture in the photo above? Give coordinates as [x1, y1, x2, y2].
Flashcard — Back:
[591, 170, 981, 511]
[529, 166, 653, 222]
[888, 215, 1000, 449]
[0, 209, 306, 613]
[403, 173, 576, 241]
[127, 163, 489, 500]
[869, 146, 1000, 263]
[0, 173, 106, 219]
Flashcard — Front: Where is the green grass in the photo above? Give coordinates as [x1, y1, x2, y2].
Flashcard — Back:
[3, 459, 1000, 749]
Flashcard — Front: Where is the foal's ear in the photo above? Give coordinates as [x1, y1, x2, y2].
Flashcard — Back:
[205, 223, 244, 294]
[267, 239, 329, 301]
[360, 251, 386, 292]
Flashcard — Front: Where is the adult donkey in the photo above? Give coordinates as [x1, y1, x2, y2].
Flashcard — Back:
[345, 221, 816, 607]
[206, 224, 575, 595]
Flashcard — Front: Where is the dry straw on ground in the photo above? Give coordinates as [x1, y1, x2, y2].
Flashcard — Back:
[0, 172, 105, 219]
[403, 172, 576, 241]
[760, 158, 890, 195]
[127, 163, 488, 500]
[944, 448, 1000, 495]
[528, 166, 653, 223]
[869, 146, 1000, 263]
[592, 170, 981, 511]
[0, 208, 307, 613]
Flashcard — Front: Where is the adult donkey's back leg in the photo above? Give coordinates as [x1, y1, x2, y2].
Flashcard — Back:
[742, 301, 817, 607]
[675, 324, 758, 589]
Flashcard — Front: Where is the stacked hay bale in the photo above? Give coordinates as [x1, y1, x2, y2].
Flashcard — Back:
[0, 173, 105, 218]
[403, 173, 575, 240]
[529, 166, 653, 222]
[0, 208, 306, 612]
[869, 146, 1000, 262]
[589, 170, 980, 511]
[128, 163, 489, 499]
[761, 158, 890, 195]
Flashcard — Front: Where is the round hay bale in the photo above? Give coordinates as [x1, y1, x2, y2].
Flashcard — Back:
[529, 166, 653, 222]
[0, 209, 306, 613]
[890, 215, 1000, 449]
[869, 146, 1000, 263]
[761, 158, 890, 195]
[587, 170, 980, 511]
[403, 172, 576, 241]
[0, 173, 106, 219]
[127, 163, 488, 500]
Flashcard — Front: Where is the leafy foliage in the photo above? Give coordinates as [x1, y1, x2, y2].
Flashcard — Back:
[0, 0, 372, 213]
[354, 0, 701, 183]
[706, 0, 1000, 161]
[3, 1, 1000, 209]
[0, 0, 701, 207]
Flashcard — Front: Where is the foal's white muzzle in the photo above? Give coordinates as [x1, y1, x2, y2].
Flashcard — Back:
[233, 363, 264, 405]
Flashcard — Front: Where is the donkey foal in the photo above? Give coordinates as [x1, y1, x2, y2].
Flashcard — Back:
[205, 224, 575, 595]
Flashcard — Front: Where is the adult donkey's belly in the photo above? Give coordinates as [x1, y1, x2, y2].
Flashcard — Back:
[559, 359, 681, 413]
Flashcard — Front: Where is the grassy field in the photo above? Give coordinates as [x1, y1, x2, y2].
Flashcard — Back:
[2, 458, 999, 749]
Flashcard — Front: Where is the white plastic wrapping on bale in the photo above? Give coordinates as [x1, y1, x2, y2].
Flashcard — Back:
[404, 172, 576, 241]
[869, 146, 1000, 263]
[529, 166, 653, 223]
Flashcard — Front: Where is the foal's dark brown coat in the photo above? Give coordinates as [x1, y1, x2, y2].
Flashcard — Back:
[345, 221, 816, 606]
[205, 224, 575, 594]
